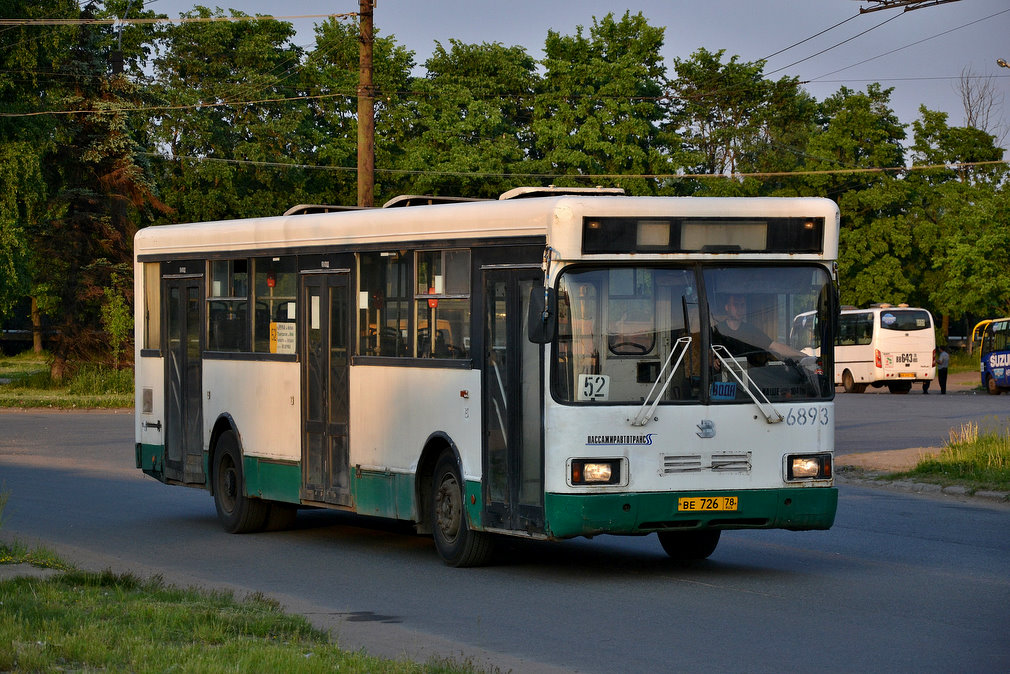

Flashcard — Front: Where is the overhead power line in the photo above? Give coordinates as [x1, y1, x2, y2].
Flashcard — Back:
[144, 152, 1009, 181]
[766, 12, 903, 76]
[808, 8, 1010, 81]
[760, 13, 860, 62]
[0, 13, 357, 27]
[858, 0, 961, 13]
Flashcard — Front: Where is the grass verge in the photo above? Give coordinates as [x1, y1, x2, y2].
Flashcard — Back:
[888, 422, 1010, 493]
[0, 544, 477, 673]
[0, 568, 467, 672]
[0, 351, 132, 409]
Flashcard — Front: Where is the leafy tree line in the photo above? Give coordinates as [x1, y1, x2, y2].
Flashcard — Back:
[1, 1, 1007, 374]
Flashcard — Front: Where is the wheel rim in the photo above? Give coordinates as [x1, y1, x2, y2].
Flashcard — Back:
[435, 472, 462, 544]
[217, 455, 237, 514]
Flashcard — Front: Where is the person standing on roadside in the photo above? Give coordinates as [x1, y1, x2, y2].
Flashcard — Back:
[936, 346, 949, 394]
[923, 348, 936, 394]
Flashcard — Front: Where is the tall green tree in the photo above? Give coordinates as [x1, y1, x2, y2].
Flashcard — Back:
[908, 107, 1008, 331]
[0, 1, 77, 329]
[671, 49, 770, 181]
[150, 6, 308, 222]
[668, 48, 819, 197]
[398, 39, 536, 198]
[531, 12, 677, 195]
[300, 17, 416, 205]
[804, 84, 910, 308]
[39, 1, 163, 378]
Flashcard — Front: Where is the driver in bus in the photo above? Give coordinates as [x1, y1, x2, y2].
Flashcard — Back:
[714, 293, 806, 365]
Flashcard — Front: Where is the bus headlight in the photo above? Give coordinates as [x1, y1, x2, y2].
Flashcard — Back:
[570, 459, 623, 485]
[786, 453, 832, 481]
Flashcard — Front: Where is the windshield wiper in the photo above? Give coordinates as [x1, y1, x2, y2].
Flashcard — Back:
[630, 336, 692, 427]
[710, 344, 784, 424]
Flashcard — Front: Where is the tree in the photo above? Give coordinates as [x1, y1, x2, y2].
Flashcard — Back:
[531, 12, 678, 195]
[669, 48, 821, 197]
[300, 17, 416, 205]
[397, 39, 536, 198]
[908, 106, 1008, 334]
[0, 0, 77, 331]
[39, 1, 164, 379]
[671, 48, 770, 180]
[150, 6, 308, 223]
[805, 85, 910, 308]
[957, 66, 1005, 146]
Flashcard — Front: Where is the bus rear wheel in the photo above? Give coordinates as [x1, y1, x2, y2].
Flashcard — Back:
[657, 529, 721, 561]
[431, 452, 493, 567]
[213, 430, 269, 534]
[842, 370, 867, 394]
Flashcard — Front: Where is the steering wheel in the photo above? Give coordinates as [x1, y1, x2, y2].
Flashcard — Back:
[610, 341, 650, 355]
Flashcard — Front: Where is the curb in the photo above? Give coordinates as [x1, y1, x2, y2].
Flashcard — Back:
[0, 564, 64, 582]
[836, 468, 1010, 504]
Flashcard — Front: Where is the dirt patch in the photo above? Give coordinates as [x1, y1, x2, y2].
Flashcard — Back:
[835, 447, 940, 472]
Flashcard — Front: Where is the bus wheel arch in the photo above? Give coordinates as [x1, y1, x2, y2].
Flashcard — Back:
[841, 370, 866, 394]
[414, 433, 461, 535]
[417, 434, 493, 566]
[209, 418, 268, 534]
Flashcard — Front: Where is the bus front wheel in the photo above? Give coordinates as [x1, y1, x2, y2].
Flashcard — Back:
[213, 430, 269, 534]
[657, 529, 721, 561]
[431, 452, 493, 567]
[987, 375, 1002, 395]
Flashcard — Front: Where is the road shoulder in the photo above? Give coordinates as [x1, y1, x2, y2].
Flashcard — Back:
[835, 447, 1010, 505]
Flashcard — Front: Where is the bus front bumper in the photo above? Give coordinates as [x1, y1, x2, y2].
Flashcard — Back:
[544, 487, 837, 539]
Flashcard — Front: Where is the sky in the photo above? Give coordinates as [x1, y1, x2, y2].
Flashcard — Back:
[146, 0, 1010, 139]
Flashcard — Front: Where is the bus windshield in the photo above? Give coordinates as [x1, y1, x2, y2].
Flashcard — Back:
[552, 264, 833, 404]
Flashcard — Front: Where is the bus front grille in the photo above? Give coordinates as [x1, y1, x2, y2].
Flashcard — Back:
[662, 454, 702, 473]
[661, 452, 751, 474]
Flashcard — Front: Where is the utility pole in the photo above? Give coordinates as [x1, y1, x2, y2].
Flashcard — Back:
[357, 0, 375, 207]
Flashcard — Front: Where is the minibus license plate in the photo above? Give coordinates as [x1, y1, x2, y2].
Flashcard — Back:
[899, 372, 915, 378]
[679, 496, 738, 511]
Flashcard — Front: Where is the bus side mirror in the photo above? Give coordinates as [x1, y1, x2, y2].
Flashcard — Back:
[528, 286, 557, 344]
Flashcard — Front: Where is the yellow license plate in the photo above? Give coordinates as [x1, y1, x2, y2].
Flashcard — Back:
[678, 496, 738, 512]
[899, 372, 915, 378]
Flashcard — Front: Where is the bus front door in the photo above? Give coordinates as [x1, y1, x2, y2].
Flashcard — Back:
[163, 276, 205, 484]
[483, 269, 545, 534]
[300, 272, 351, 506]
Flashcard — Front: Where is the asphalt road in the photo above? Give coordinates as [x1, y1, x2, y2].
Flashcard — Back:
[1, 403, 1009, 672]
[834, 382, 1010, 455]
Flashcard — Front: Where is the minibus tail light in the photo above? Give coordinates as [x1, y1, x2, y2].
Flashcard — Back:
[874, 349, 882, 368]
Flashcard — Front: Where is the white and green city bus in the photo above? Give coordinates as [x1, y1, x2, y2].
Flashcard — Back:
[134, 187, 840, 566]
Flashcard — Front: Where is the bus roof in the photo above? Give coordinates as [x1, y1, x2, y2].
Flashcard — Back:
[134, 194, 840, 262]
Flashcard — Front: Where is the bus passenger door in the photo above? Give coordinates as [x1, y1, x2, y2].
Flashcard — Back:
[164, 276, 205, 484]
[300, 272, 351, 506]
[482, 269, 544, 533]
